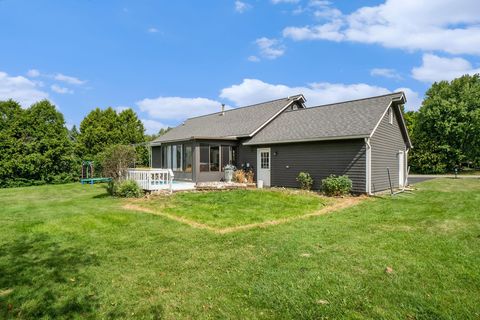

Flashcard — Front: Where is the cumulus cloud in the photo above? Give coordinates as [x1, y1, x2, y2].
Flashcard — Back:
[411, 53, 480, 83]
[234, 1, 251, 13]
[141, 119, 169, 134]
[283, 0, 480, 55]
[220, 78, 420, 110]
[54, 73, 86, 85]
[51, 84, 73, 94]
[255, 37, 285, 59]
[136, 96, 228, 120]
[370, 68, 402, 80]
[27, 69, 40, 78]
[0, 71, 49, 107]
[248, 55, 260, 62]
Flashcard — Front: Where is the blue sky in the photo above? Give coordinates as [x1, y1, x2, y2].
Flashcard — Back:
[1, 0, 479, 133]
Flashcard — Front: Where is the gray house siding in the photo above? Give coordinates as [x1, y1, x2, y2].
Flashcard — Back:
[238, 144, 257, 177]
[265, 140, 367, 193]
[370, 106, 407, 193]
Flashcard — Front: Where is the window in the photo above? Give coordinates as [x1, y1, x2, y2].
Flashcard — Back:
[184, 146, 193, 173]
[200, 144, 209, 172]
[388, 108, 393, 124]
[210, 146, 220, 171]
[260, 151, 270, 169]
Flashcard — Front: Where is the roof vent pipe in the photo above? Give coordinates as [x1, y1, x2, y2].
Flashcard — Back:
[221, 103, 225, 116]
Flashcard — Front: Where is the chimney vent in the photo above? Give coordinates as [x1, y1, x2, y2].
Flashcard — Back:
[221, 103, 225, 115]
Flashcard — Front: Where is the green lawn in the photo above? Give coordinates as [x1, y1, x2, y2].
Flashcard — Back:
[139, 189, 328, 228]
[0, 179, 479, 319]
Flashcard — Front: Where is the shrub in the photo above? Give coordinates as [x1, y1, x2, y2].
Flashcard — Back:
[233, 170, 246, 183]
[296, 172, 314, 190]
[321, 175, 352, 196]
[107, 179, 143, 198]
[245, 170, 255, 183]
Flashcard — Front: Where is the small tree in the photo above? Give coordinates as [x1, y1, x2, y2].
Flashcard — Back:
[98, 145, 136, 181]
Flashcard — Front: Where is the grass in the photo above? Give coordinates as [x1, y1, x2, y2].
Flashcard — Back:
[139, 189, 328, 228]
[0, 179, 479, 319]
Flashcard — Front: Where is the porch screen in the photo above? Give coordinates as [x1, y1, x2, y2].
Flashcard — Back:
[221, 146, 230, 171]
[184, 146, 193, 173]
[200, 144, 209, 172]
[210, 146, 220, 171]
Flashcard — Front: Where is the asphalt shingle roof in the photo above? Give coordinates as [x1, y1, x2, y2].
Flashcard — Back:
[152, 95, 303, 143]
[244, 92, 405, 145]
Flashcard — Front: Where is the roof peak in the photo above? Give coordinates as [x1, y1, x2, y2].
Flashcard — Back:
[305, 92, 405, 110]
[185, 94, 303, 121]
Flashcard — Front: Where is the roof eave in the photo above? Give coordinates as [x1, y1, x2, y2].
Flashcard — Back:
[243, 134, 369, 146]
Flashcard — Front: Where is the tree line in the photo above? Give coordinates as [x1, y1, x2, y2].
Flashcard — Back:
[0, 74, 478, 187]
[406, 74, 480, 173]
[0, 100, 169, 188]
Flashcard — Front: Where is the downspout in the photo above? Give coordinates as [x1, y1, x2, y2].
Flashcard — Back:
[365, 137, 372, 195]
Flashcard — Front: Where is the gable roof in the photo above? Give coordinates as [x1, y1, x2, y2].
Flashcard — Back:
[244, 92, 408, 146]
[152, 95, 305, 144]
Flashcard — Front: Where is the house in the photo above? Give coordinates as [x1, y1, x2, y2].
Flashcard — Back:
[150, 92, 411, 194]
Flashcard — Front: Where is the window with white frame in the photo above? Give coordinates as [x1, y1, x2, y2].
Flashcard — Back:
[260, 151, 270, 169]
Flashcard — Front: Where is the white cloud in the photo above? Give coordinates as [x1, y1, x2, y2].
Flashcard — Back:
[27, 69, 40, 78]
[0, 71, 49, 107]
[141, 119, 169, 134]
[220, 78, 420, 110]
[137, 96, 227, 120]
[255, 37, 285, 59]
[271, 0, 299, 4]
[283, 0, 480, 55]
[51, 84, 73, 94]
[235, 1, 251, 13]
[248, 55, 260, 62]
[54, 73, 86, 85]
[148, 27, 159, 33]
[370, 68, 402, 80]
[411, 53, 480, 83]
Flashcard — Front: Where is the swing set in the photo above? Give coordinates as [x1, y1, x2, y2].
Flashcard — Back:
[80, 160, 111, 185]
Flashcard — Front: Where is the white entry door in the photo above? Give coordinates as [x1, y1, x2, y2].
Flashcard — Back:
[257, 148, 271, 187]
[399, 151, 405, 187]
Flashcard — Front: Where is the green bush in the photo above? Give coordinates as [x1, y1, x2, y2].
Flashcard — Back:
[296, 172, 314, 190]
[321, 175, 352, 196]
[107, 179, 143, 198]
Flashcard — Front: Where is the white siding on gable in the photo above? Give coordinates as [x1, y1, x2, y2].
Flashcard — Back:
[370, 106, 408, 193]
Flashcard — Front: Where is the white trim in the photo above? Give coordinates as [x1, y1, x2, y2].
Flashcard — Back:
[249, 95, 305, 137]
[244, 134, 368, 146]
[365, 137, 372, 195]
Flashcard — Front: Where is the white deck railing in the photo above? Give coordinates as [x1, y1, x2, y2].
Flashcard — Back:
[127, 168, 174, 192]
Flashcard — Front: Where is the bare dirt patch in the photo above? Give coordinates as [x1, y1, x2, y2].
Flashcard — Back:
[123, 196, 366, 234]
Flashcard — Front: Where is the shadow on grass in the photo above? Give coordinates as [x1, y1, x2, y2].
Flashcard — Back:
[0, 233, 99, 319]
